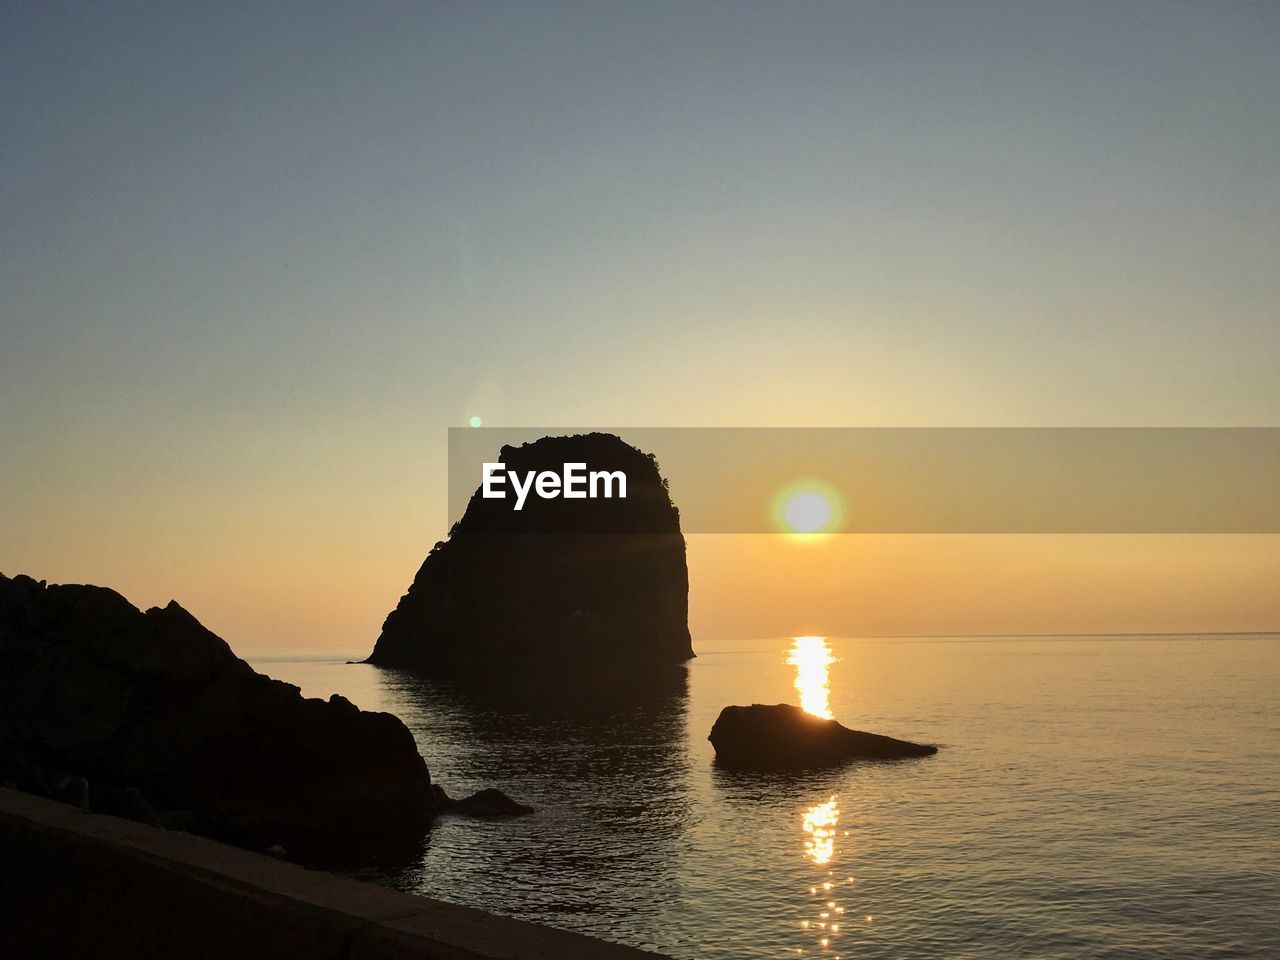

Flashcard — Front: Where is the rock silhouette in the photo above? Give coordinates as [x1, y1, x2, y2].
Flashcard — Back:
[709, 703, 937, 768]
[368, 433, 693, 671]
[0, 573, 432, 863]
[432, 785, 535, 817]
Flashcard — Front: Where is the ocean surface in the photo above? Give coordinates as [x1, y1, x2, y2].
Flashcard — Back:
[253, 635, 1280, 959]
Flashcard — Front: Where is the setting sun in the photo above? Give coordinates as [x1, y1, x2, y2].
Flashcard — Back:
[773, 481, 844, 537]
[785, 492, 831, 532]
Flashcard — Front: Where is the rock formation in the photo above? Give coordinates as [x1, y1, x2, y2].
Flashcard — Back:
[709, 703, 937, 768]
[368, 433, 693, 671]
[0, 573, 433, 863]
[431, 785, 535, 817]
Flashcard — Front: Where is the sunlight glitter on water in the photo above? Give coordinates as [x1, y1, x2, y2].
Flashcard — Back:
[255, 635, 1280, 960]
[798, 795, 852, 958]
[787, 636, 836, 718]
[802, 796, 840, 865]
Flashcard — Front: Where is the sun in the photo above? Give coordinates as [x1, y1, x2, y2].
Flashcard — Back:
[785, 491, 831, 533]
[772, 480, 844, 537]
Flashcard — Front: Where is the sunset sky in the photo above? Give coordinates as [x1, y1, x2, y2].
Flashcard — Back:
[4, 3, 1278, 652]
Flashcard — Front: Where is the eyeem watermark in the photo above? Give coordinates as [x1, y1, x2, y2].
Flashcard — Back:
[453, 427, 1280, 532]
[482, 462, 627, 511]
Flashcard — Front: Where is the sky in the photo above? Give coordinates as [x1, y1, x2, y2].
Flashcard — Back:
[3, 2, 1278, 653]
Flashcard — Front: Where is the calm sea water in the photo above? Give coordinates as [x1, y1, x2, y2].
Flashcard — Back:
[253, 635, 1280, 959]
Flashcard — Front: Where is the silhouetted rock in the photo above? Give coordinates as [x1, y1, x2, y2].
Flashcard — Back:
[0, 573, 433, 863]
[368, 433, 693, 671]
[442, 787, 535, 817]
[0, 759, 51, 799]
[427, 782, 452, 813]
[428, 782, 535, 817]
[709, 703, 937, 768]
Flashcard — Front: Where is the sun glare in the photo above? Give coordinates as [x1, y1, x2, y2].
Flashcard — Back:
[785, 492, 831, 532]
[772, 479, 844, 537]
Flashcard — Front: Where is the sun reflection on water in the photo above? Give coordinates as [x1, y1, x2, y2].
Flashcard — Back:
[797, 795, 857, 956]
[788, 639, 857, 956]
[802, 796, 839, 865]
[787, 636, 836, 719]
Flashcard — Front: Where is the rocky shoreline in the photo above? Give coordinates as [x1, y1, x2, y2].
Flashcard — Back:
[0, 573, 527, 866]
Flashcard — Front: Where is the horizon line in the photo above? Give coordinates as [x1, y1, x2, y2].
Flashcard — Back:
[242, 629, 1280, 662]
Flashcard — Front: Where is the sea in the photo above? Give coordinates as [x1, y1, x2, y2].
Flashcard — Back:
[252, 634, 1280, 959]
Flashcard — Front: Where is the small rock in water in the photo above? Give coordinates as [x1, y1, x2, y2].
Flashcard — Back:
[447, 788, 534, 817]
[709, 703, 937, 769]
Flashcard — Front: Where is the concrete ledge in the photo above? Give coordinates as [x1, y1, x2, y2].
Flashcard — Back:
[0, 788, 669, 959]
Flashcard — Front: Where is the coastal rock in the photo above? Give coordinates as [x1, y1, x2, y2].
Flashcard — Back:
[0, 573, 433, 862]
[0, 758, 49, 796]
[431, 785, 535, 817]
[427, 782, 453, 813]
[709, 703, 937, 768]
[367, 433, 693, 672]
[449, 788, 535, 817]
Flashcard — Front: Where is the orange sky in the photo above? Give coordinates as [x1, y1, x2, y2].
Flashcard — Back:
[4, 5, 1277, 655]
[6, 522, 1277, 657]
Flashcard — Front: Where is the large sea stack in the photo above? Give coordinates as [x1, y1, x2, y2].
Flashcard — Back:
[0, 574, 432, 862]
[368, 433, 693, 672]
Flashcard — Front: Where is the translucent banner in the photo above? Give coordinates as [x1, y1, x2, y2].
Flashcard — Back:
[447, 428, 1280, 534]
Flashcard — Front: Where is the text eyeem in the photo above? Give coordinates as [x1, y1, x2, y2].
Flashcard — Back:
[481, 462, 627, 511]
